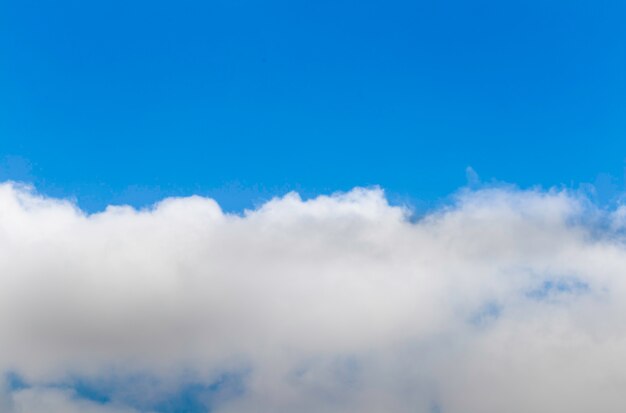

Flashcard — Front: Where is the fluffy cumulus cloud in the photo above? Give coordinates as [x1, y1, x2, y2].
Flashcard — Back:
[2, 181, 626, 412]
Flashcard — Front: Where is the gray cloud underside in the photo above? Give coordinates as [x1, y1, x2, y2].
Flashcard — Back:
[2, 182, 626, 412]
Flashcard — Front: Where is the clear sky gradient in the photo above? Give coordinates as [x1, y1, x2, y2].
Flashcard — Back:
[1, 0, 625, 211]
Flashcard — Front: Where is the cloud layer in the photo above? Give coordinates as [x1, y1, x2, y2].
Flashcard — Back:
[2, 182, 626, 412]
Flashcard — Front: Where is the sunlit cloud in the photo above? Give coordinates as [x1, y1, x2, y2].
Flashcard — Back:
[2, 182, 626, 412]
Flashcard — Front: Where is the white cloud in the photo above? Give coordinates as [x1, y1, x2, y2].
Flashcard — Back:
[1, 182, 626, 412]
[10, 387, 146, 413]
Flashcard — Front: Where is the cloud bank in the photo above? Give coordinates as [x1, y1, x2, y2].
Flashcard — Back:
[2, 182, 626, 412]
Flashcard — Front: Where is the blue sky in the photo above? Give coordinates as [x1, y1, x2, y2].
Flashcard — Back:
[1, 0, 625, 212]
[2, 3, 626, 411]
